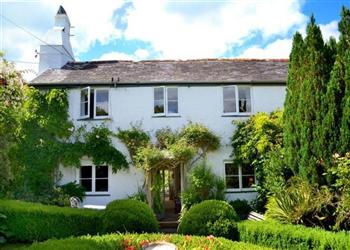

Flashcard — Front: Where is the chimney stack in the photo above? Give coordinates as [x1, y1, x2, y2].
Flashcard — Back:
[38, 5, 75, 74]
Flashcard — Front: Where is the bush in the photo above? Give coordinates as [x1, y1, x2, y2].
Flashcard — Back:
[28, 233, 272, 250]
[0, 199, 101, 242]
[59, 182, 85, 201]
[103, 199, 159, 233]
[265, 177, 334, 229]
[178, 200, 240, 239]
[181, 162, 225, 209]
[238, 220, 350, 250]
[230, 199, 252, 220]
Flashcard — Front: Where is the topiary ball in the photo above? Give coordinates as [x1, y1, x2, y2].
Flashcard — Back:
[178, 200, 239, 239]
[102, 199, 159, 233]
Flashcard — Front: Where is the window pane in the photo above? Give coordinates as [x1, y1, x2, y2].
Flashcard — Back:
[225, 163, 238, 175]
[242, 176, 255, 188]
[154, 88, 164, 101]
[154, 88, 164, 114]
[80, 89, 89, 116]
[80, 166, 92, 178]
[95, 179, 108, 192]
[80, 179, 92, 192]
[80, 102, 89, 117]
[224, 100, 236, 113]
[241, 165, 254, 175]
[226, 176, 240, 189]
[223, 87, 235, 100]
[223, 87, 236, 113]
[154, 100, 164, 114]
[168, 101, 178, 114]
[95, 90, 109, 116]
[238, 87, 251, 113]
[96, 166, 108, 178]
[167, 88, 178, 101]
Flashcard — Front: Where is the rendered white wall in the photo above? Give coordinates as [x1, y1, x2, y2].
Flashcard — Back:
[59, 85, 286, 205]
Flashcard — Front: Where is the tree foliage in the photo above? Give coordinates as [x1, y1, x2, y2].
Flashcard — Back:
[231, 110, 287, 210]
[284, 10, 350, 184]
[181, 162, 225, 209]
[0, 57, 24, 196]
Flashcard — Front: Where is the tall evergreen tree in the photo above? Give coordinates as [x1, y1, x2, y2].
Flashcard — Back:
[284, 32, 305, 175]
[288, 16, 330, 183]
[338, 7, 350, 154]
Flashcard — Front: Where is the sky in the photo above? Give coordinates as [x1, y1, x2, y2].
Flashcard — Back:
[0, 0, 349, 80]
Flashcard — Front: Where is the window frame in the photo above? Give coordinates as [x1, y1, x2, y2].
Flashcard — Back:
[224, 161, 256, 192]
[80, 87, 91, 119]
[153, 86, 179, 117]
[222, 85, 252, 116]
[93, 88, 110, 119]
[79, 87, 110, 120]
[77, 165, 110, 195]
[153, 86, 166, 116]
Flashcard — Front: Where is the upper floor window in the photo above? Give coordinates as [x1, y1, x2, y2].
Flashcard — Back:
[225, 162, 255, 191]
[79, 165, 109, 193]
[223, 86, 251, 114]
[154, 87, 178, 116]
[80, 87, 109, 119]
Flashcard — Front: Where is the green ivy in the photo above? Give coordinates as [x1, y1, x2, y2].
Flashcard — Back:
[8, 87, 127, 199]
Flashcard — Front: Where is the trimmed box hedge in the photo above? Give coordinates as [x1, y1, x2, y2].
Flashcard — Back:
[28, 233, 272, 250]
[0, 200, 101, 242]
[238, 220, 350, 250]
[103, 199, 159, 233]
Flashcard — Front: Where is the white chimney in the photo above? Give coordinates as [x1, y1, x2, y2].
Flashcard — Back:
[38, 6, 75, 74]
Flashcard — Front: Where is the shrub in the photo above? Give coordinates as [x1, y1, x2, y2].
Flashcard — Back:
[238, 220, 350, 250]
[128, 188, 147, 203]
[102, 199, 159, 233]
[230, 199, 252, 220]
[59, 182, 85, 201]
[231, 110, 287, 211]
[265, 177, 334, 229]
[28, 233, 272, 250]
[181, 162, 225, 209]
[0, 199, 101, 242]
[178, 200, 240, 239]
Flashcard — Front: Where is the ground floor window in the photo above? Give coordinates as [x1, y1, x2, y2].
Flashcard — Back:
[79, 165, 109, 193]
[224, 161, 255, 191]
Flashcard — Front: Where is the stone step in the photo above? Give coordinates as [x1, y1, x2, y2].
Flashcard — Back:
[158, 220, 178, 228]
[160, 227, 177, 234]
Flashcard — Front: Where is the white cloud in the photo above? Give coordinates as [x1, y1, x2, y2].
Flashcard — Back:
[41, 0, 124, 55]
[320, 21, 339, 41]
[94, 48, 150, 61]
[123, 0, 307, 59]
[238, 39, 292, 59]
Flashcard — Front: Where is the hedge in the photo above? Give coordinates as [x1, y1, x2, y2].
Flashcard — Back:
[102, 199, 159, 233]
[238, 220, 350, 250]
[178, 200, 239, 239]
[28, 233, 272, 250]
[0, 200, 101, 242]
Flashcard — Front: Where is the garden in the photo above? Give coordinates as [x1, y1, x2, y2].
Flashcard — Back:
[1, 6, 350, 250]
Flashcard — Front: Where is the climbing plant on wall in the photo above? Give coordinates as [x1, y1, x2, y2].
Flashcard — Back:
[117, 123, 220, 213]
[10, 87, 128, 199]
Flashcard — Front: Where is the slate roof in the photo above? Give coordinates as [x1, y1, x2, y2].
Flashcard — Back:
[30, 59, 288, 86]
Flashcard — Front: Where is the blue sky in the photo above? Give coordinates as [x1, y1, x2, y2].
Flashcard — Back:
[1, 0, 349, 79]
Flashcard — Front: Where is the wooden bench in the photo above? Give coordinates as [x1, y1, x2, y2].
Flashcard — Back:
[248, 211, 264, 221]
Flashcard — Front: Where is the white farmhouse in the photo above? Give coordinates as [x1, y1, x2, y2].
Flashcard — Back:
[31, 6, 287, 207]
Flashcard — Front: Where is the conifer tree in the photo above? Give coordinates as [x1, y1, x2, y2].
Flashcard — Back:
[284, 32, 305, 175]
[288, 16, 329, 183]
[338, 7, 350, 154]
